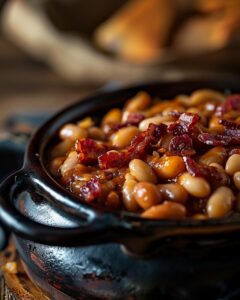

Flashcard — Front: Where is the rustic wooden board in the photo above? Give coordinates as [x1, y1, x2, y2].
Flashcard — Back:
[0, 240, 50, 300]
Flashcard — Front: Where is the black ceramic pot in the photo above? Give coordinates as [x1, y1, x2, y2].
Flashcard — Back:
[1, 80, 240, 300]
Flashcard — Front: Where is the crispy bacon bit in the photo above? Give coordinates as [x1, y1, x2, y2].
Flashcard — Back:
[219, 119, 240, 136]
[168, 113, 200, 135]
[198, 133, 240, 146]
[75, 138, 107, 165]
[197, 119, 240, 146]
[183, 157, 208, 178]
[168, 134, 195, 156]
[110, 112, 145, 132]
[229, 148, 240, 156]
[99, 123, 167, 169]
[80, 178, 101, 202]
[98, 151, 125, 169]
[124, 112, 145, 126]
[183, 157, 229, 187]
[216, 94, 240, 116]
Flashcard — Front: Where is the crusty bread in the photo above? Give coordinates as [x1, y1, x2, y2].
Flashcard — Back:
[174, 8, 240, 53]
[94, 0, 176, 63]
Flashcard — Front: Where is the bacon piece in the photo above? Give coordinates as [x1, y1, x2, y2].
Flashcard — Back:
[110, 112, 145, 132]
[75, 138, 108, 165]
[229, 148, 240, 156]
[183, 157, 208, 178]
[219, 119, 240, 136]
[99, 123, 167, 169]
[168, 134, 195, 156]
[125, 112, 145, 126]
[168, 113, 199, 135]
[215, 94, 240, 116]
[198, 133, 240, 146]
[183, 157, 229, 187]
[80, 178, 101, 202]
[98, 151, 126, 169]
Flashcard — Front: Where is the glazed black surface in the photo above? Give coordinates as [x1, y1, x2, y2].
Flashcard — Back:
[1, 80, 240, 299]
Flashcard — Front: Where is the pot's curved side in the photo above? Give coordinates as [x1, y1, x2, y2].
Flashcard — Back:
[14, 173, 240, 300]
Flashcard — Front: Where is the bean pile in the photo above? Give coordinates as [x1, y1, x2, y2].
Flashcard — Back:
[49, 90, 240, 219]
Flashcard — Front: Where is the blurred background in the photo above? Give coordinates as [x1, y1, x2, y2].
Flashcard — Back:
[1, 0, 240, 117]
[0, 0, 240, 179]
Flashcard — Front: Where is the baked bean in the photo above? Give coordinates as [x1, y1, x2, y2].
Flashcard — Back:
[149, 156, 185, 180]
[71, 164, 92, 178]
[133, 182, 161, 210]
[139, 115, 171, 131]
[189, 89, 224, 106]
[60, 124, 87, 141]
[125, 92, 151, 111]
[88, 127, 106, 141]
[158, 183, 188, 203]
[60, 151, 79, 176]
[233, 172, 240, 190]
[77, 117, 94, 129]
[141, 201, 186, 219]
[112, 126, 139, 148]
[204, 101, 218, 113]
[225, 154, 240, 175]
[207, 187, 234, 218]
[122, 179, 139, 212]
[106, 191, 120, 209]
[129, 159, 157, 183]
[209, 116, 224, 133]
[179, 172, 211, 198]
[51, 140, 74, 158]
[177, 90, 223, 107]
[145, 101, 179, 116]
[161, 106, 185, 116]
[199, 147, 227, 166]
[49, 157, 65, 176]
[125, 172, 135, 181]
[102, 108, 122, 125]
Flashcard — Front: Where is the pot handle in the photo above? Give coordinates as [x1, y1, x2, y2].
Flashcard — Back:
[0, 169, 182, 255]
[0, 170, 127, 248]
[2, 170, 240, 256]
